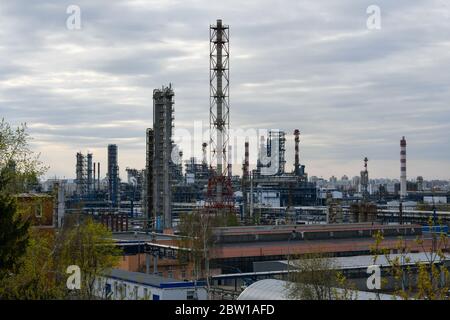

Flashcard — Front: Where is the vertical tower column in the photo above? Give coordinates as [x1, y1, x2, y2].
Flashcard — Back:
[294, 129, 300, 176]
[107, 144, 119, 208]
[208, 19, 232, 208]
[400, 136, 407, 199]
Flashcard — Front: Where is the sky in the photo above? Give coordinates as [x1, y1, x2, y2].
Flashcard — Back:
[1, 0, 450, 181]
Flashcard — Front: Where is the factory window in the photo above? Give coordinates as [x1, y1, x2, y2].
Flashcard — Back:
[34, 203, 42, 218]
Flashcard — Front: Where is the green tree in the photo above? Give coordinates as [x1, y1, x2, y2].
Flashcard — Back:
[0, 230, 64, 299]
[286, 252, 357, 300]
[0, 119, 47, 279]
[371, 218, 450, 300]
[0, 195, 30, 276]
[0, 216, 121, 300]
[57, 216, 122, 299]
[0, 118, 47, 195]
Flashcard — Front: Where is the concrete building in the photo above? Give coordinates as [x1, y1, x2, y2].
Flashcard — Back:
[95, 269, 207, 300]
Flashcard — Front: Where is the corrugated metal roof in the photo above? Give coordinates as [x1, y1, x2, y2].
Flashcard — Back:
[237, 279, 395, 300]
[284, 252, 450, 270]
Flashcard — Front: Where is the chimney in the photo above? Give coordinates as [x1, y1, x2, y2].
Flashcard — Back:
[243, 139, 249, 179]
[294, 129, 300, 176]
[400, 136, 407, 199]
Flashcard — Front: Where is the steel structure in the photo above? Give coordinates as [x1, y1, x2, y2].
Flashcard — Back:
[87, 153, 93, 193]
[75, 152, 88, 195]
[153, 85, 175, 229]
[360, 157, 369, 199]
[108, 144, 120, 208]
[206, 19, 234, 210]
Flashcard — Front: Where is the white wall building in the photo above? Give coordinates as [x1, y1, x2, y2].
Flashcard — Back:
[94, 269, 208, 300]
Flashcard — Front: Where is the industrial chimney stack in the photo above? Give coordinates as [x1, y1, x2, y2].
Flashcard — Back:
[400, 136, 407, 199]
[294, 129, 300, 176]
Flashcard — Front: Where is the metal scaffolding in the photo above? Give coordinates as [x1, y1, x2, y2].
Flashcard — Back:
[108, 144, 119, 208]
[153, 85, 175, 230]
[144, 128, 154, 229]
[206, 19, 234, 212]
[75, 152, 88, 195]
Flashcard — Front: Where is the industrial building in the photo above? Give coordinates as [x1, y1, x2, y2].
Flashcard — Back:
[35, 19, 450, 302]
[95, 269, 207, 300]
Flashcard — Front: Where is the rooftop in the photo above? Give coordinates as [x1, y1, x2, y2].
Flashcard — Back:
[106, 269, 205, 289]
[237, 279, 395, 300]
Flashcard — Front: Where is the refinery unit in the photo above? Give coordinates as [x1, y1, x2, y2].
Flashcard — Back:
[49, 19, 450, 234]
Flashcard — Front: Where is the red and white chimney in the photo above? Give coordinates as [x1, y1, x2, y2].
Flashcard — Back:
[400, 136, 407, 198]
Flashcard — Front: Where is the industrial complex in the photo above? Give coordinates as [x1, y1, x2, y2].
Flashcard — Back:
[28, 19, 450, 300]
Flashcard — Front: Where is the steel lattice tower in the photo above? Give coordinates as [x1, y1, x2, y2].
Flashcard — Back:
[207, 19, 234, 209]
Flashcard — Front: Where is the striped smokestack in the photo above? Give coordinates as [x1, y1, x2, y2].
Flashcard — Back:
[400, 136, 407, 198]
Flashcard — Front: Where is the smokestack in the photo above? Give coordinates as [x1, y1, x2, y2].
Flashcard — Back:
[228, 145, 232, 178]
[202, 142, 208, 167]
[400, 136, 407, 198]
[87, 153, 93, 193]
[98, 162, 101, 190]
[243, 139, 249, 178]
[294, 129, 300, 176]
[93, 162, 96, 191]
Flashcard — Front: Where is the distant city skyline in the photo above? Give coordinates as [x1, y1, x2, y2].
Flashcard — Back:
[1, 1, 450, 180]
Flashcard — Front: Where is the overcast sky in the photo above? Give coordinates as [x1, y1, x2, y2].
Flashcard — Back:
[1, 0, 450, 180]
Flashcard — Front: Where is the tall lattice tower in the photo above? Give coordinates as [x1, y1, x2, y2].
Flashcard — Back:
[206, 19, 234, 210]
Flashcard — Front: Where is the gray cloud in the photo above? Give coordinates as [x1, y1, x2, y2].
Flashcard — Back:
[0, 0, 449, 180]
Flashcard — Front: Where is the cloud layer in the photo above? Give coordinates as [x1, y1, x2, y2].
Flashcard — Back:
[1, 0, 449, 180]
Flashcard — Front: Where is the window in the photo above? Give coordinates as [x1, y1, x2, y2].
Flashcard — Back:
[143, 288, 148, 300]
[167, 270, 173, 279]
[187, 290, 197, 300]
[133, 286, 138, 299]
[34, 203, 42, 218]
[181, 269, 187, 279]
[114, 281, 118, 298]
